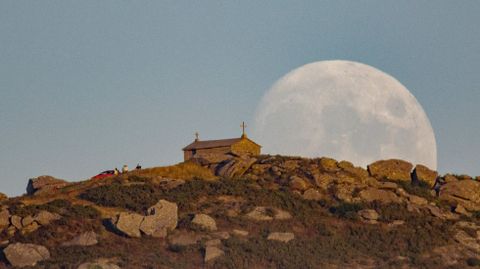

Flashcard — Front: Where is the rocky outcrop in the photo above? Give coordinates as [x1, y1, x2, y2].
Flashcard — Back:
[0, 192, 8, 202]
[62, 231, 98, 247]
[3, 243, 50, 267]
[191, 214, 217, 231]
[216, 156, 257, 178]
[267, 232, 295, 243]
[358, 188, 402, 204]
[411, 164, 438, 187]
[367, 159, 413, 182]
[319, 157, 340, 173]
[440, 180, 480, 211]
[26, 175, 69, 196]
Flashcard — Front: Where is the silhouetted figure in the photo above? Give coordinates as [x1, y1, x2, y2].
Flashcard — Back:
[136, 163, 142, 170]
[122, 164, 129, 173]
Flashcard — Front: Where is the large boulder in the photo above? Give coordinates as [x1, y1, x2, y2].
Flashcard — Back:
[191, 214, 217, 231]
[110, 212, 144, 238]
[358, 188, 402, 204]
[140, 200, 178, 237]
[26, 175, 69, 196]
[367, 159, 413, 182]
[216, 156, 257, 178]
[3, 243, 50, 267]
[440, 180, 480, 211]
[411, 164, 438, 187]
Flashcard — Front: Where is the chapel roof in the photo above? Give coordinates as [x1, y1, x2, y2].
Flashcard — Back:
[182, 138, 243, 151]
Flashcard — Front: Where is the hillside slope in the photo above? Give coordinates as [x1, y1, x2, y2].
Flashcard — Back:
[0, 155, 480, 268]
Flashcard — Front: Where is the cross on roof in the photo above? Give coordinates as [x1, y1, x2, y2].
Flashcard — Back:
[241, 121, 247, 137]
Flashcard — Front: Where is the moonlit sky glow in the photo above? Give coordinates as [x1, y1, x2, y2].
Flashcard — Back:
[1, 2, 479, 196]
[254, 61, 437, 169]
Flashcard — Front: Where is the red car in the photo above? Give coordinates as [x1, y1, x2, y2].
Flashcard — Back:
[91, 170, 115, 180]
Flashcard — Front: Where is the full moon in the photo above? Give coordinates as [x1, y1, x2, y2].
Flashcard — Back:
[253, 60, 437, 169]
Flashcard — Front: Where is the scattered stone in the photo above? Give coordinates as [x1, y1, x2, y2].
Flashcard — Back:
[205, 239, 221, 247]
[21, 222, 39, 234]
[191, 214, 217, 231]
[77, 258, 121, 269]
[168, 231, 201, 247]
[302, 189, 323, 201]
[204, 246, 224, 262]
[232, 229, 249, 237]
[212, 231, 230, 240]
[26, 175, 69, 196]
[358, 209, 379, 221]
[289, 176, 310, 191]
[33, 210, 62, 226]
[10, 215, 23, 230]
[267, 232, 295, 243]
[367, 159, 413, 182]
[3, 243, 50, 267]
[411, 165, 438, 187]
[0, 209, 10, 228]
[21, 215, 34, 227]
[153, 177, 186, 189]
[110, 212, 144, 238]
[454, 204, 471, 216]
[408, 195, 428, 206]
[245, 206, 293, 220]
[6, 225, 16, 236]
[454, 230, 480, 253]
[62, 231, 98, 247]
[388, 220, 405, 226]
[395, 188, 409, 197]
[358, 188, 402, 204]
[313, 173, 335, 190]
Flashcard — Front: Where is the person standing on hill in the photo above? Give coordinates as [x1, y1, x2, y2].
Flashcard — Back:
[122, 164, 129, 173]
[136, 163, 142, 170]
[114, 168, 120, 175]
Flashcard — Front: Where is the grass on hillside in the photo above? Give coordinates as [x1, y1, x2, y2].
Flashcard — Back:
[129, 161, 216, 181]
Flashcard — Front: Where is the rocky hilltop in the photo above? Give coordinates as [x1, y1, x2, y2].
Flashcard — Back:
[1, 155, 480, 268]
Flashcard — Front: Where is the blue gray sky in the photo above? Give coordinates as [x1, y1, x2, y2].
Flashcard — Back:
[1, 1, 479, 196]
